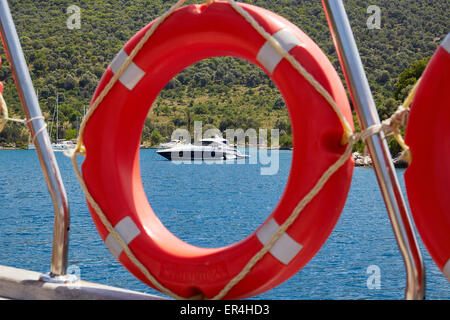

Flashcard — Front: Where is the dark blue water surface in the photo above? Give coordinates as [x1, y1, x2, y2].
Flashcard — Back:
[0, 149, 448, 300]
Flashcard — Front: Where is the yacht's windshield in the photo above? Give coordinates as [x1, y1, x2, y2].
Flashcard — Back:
[201, 139, 228, 146]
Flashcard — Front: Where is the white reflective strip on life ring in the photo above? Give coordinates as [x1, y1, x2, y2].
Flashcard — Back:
[110, 48, 146, 90]
[105, 216, 141, 259]
[444, 259, 450, 281]
[442, 33, 450, 54]
[257, 28, 303, 74]
[256, 218, 303, 265]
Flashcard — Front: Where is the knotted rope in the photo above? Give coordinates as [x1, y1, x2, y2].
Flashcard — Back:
[360, 79, 420, 164]
[0, 89, 8, 133]
[0, 88, 47, 144]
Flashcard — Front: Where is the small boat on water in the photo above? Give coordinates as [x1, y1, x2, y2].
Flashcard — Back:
[29, 140, 76, 152]
[27, 92, 77, 152]
[51, 140, 76, 152]
[156, 135, 248, 161]
[28, 140, 77, 152]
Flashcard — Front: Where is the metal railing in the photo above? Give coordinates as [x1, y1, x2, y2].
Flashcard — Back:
[322, 0, 425, 300]
[0, 0, 70, 278]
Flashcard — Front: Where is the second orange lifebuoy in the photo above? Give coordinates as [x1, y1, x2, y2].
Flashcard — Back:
[82, 1, 354, 299]
[405, 33, 450, 281]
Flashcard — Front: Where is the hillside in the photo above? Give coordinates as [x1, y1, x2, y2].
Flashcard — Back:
[0, 0, 448, 148]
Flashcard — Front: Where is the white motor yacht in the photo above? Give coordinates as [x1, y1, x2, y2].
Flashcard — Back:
[156, 135, 248, 161]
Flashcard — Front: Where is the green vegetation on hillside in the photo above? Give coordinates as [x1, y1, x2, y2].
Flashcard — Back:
[0, 0, 448, 150]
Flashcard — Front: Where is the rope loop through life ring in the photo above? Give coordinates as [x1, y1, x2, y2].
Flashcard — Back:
[76, 0, 355, 299]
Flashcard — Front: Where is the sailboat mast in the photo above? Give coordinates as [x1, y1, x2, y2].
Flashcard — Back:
[56, 93, 59, 142]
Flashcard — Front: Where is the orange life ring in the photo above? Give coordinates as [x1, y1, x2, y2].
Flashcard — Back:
[82, 1, 354, 299]
[405, 33, 450, 281]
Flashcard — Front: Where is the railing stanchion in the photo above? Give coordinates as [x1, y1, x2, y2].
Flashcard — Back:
[0, 0, 70, 277]
[322, 0, 425, 300]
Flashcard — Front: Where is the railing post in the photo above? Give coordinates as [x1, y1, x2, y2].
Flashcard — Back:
[0, 0, 70, 276]
[321, 0, 425, 300]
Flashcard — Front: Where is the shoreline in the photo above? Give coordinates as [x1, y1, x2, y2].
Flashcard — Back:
[1, 146, 408, 168]
[0, 147, 25, 150]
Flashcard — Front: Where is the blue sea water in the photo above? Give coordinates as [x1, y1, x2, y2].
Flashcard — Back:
[0, 149, 449, 300]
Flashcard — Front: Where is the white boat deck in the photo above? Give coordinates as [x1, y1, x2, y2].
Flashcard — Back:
[0, 265, 167, 300]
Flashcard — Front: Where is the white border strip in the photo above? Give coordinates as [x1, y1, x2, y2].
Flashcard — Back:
[256, 218, 303, 265]
[442, 33, 450, 54]
[105, 217, 141, 259]
[257, 28, 303, 74]
[110, 49, 146, 90]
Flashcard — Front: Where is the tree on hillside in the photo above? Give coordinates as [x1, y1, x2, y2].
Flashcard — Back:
[393, 57, 430, 102]
[0, 1, 448, 148]
[150, 129, 163, 146]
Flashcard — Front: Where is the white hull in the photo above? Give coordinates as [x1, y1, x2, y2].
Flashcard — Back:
[52, 141, 76, 152]
[157, 148, 247, 161]
[156, 136, 248, 161]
